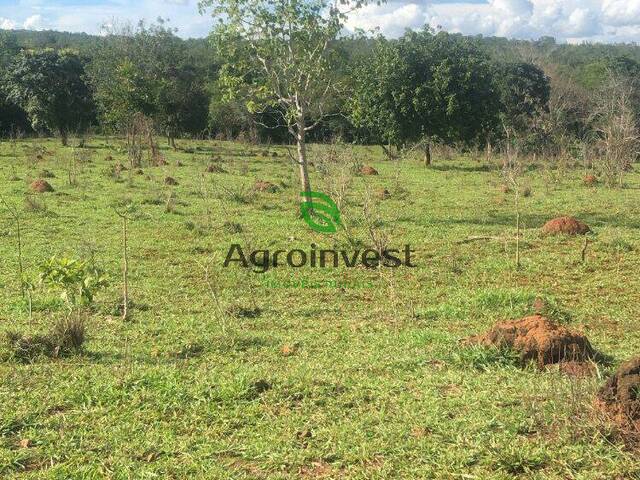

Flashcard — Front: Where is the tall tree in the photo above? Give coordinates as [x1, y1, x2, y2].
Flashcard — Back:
[0, 32, 31, 136]
[351, 30, 500, 166]
[349, 37, 408, 158]
[89, 20, 208, 144]
[496, 62, 550, 153]
[199, 0, 363, 201]
[4, 49, 95, 145]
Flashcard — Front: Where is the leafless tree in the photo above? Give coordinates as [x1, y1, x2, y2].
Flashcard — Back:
[592, 74, 639, 187]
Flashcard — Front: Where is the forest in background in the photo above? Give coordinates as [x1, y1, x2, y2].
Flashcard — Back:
[1, 24, 640, 163]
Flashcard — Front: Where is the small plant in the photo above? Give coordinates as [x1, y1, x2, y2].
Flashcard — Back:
[38, 256, 108, 314]
[0, 194, 32, 317]
[502, 146, 525, 269]
[114, 203, 140, 320]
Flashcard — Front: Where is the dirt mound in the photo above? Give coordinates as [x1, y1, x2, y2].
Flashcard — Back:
[598, 356, 640, 428]
[164, 176, 178, 186]
[583, 174, 598, 186]
[253, 180, 279, 193]
[466, 315, 594, 367]
[30, 179, 54, 193]
[360, 165, 379, 176]
[542, 216, 591, 236]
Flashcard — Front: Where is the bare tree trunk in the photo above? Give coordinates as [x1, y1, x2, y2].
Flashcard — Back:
[296, 121, 312, 203]
[486, 137, 492, 161]
[168, 130, 177, 151]
[381, 143, 392, 161]
[423, 137, 432, 167]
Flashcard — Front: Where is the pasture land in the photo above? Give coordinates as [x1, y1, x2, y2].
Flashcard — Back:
[1, 138, 640, 478]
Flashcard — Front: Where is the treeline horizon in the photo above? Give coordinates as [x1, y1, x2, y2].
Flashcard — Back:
[1, 23, 640, 153]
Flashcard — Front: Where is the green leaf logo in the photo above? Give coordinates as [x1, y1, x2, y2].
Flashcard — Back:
[300, 191, 342, 234]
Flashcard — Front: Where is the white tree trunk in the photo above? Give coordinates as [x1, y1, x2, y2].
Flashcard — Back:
[296, 120, 312, 203]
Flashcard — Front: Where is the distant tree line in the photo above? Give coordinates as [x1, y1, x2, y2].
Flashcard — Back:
[1, 23, 639, 160]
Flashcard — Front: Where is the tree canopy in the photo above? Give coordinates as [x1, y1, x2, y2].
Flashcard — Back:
[4, 48, 95, 144]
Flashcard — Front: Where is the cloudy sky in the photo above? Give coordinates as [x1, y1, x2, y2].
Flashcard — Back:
[1, 0, 640, 43]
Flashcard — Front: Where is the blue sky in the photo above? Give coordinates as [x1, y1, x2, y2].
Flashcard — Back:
[1, 0, 640, 43]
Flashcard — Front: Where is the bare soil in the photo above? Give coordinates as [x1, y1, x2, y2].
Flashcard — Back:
[542, 216, 591, 235]
[466, 315, 595, 367]
[30, 179, 54, 193]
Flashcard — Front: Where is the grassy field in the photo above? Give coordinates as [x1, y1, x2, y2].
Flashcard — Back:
[1, 137, 640, 479]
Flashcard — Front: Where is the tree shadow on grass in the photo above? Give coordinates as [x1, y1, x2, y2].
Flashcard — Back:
[430, 163, 494, 173]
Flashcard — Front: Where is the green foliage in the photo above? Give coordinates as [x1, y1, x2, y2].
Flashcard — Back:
[496, 62, 551, 144]
[3, 49, 95, 142]
[349, 37, 405, 147]
[350, 30, 501, 148]
[87, 20, 208, 137]
[38, 256, 108, 312]
[201, 0, 351, 134]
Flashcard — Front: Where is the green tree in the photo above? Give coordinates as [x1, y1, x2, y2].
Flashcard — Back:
[351, 30, 500, 165]
[349, 37, 407, 158]
[406, 31, 500, 164]
[496, 62, 550, 152]
[199, 0, 365, 201]
[4, 49, 95, 145]
[0, 32, 31, 136]
[89, 20, 208, 144]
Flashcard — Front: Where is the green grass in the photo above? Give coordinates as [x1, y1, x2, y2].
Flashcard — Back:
[1, 137, 640, 478]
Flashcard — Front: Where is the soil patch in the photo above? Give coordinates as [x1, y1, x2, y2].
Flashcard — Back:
[583, 174, 598, 186]
[465, 315, 595, 367]
[542, 216, 591, 235]
[30, 179, 54, 193]
[597, 356, 640, 437]
[360, 165, 379, 176]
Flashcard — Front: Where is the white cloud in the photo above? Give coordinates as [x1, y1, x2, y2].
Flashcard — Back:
[1, 0, 640, 43]
[0, 0, 211, 38]
[345, 0, 640, 43]
[23, 14, 44, 30]
[346, 3, 427, 37]
[0, 17, 17, 29]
